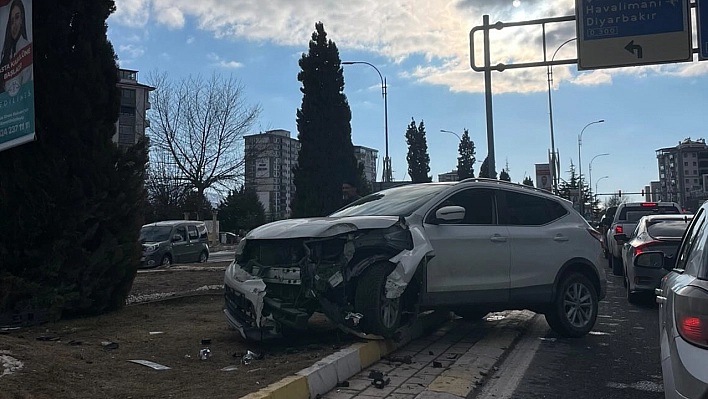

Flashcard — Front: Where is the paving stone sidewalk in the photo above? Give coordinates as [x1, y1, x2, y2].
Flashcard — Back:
[321, 310, 537, 399]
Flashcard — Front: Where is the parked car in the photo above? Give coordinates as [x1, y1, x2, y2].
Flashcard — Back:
[615, 214, 692, 304]
[224, 179, 606, 341]
[637, 204, 708, 399]
[598, 206, 618, 259]
[606, 202, 682, 276]
[139, 220, 210, 268]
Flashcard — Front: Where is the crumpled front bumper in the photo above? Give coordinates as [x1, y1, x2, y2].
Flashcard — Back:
[223, 261, 276, 340]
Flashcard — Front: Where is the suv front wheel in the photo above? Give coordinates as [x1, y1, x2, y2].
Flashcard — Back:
[545, 273, 598, 338]
[355, 262, 402, 338]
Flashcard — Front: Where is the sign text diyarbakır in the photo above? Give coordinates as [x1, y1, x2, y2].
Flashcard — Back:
[583, 0, 684, 39]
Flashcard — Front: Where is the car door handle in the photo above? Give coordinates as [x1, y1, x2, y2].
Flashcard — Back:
[656, 296, 666, 304]
[490, 235, 507, 243]
[553, 235, 569, 242]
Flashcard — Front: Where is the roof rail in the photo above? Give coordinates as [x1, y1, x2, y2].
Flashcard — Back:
[456, 177, 558, 196]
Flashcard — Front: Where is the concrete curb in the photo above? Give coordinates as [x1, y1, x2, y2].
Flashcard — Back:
[240, 310, 453, 399]
[420, 311, 537, 398]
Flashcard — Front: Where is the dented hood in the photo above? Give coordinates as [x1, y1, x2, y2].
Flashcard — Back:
[246, 216, 401, 239]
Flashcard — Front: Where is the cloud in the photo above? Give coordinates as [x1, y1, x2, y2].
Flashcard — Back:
[207, 52, 243, 69]
[118, 44, 145, 59]
[112, 0, 150, 27]
[571, 70, 612, 86]
[155, 6, 186, 29]
[110, 0, 708, 94]
[187, 36, 195, 44]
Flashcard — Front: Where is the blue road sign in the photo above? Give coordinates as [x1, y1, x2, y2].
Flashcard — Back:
[699, 0, 708, 60]
[581, 0, 685, 40]
[576, 0, 692, 70]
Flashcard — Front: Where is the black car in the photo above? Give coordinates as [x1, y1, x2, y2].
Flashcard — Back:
[614, 214, 692, 303]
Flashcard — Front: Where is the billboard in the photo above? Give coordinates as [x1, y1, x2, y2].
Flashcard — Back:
[535, 163, 552, 191]
[0, 0, 34, 152]
[255, 158, 270, 178]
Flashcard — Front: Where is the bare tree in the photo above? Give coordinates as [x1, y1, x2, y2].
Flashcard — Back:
[145, 146, 189, 221]
[147, 72, 261, 218]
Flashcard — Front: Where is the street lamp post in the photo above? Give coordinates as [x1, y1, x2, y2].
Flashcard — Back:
[588, 152, 610, 204]
[578, 120, 605, 216]
[595, 175, 609, 200]
[440, 129, 462, 141]
[545, 37, 577, 194]
[342, 61, 391, 182]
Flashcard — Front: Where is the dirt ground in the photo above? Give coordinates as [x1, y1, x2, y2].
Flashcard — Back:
[0, 262, 357, 399]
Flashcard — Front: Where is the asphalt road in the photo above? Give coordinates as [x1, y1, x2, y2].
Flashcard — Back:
[489, 260, 664, 399]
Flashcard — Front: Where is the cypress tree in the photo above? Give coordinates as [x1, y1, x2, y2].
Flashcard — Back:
[292, 22, 360, 216]
[479, 157, 490, 178]
[0, 0, 147, 319]
[456, 128, 475, 180]
[405, 118, 431, 183]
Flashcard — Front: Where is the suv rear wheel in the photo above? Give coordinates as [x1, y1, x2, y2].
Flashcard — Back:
[355, 262, 401, 338]
[545, 273, 598, 338]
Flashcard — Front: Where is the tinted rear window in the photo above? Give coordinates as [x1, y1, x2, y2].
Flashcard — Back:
[619, 206, 679, 222]
[646, 220, 691, 239]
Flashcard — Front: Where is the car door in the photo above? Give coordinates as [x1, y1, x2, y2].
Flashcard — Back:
[423, 188, 510, 302]
[187, 224, 201, 261]
[659, 208, 706, 355]
[499, 190, 573, 298]
[171, 224, 190, 263]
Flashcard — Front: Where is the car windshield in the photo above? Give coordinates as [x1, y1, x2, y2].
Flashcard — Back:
[646, 219, 692, 239]
[330, 184, 450, 217]
[139, 226, 173, 242]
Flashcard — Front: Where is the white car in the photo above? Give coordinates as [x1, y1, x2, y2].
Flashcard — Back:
[643, 202, 708, 399]
[224, 179, 607, 340]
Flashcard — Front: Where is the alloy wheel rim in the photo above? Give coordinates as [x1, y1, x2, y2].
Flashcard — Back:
[381, 297, 399, 329]
[563, 283, 593, 328]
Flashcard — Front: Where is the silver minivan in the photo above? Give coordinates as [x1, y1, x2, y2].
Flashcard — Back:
[139, 220, 210, 267]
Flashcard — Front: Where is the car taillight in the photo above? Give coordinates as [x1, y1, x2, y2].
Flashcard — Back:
[674, 286, 708, 349]
[587, 228, 602, 243]
[634, 240, 661, 256]
[615, 225, 623, 234]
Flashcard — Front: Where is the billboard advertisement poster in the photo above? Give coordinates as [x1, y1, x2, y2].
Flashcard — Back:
[535, 163, 552, 191]
[0, 0, 34, 152]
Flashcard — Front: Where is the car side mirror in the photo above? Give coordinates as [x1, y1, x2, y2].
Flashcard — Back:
[435, 206, 466, 223]
[172, 234, 183, 242]
[634, 252, 665, 269]
[614, 233, 629, 244]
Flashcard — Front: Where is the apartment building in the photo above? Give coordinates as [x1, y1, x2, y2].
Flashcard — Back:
[354, 145, 378, 185]
[245, 130, 380, 220]
[114, 69, 155, 148]
[438, 170, 459, 182]
[244, 129, 300, 221]
[656, 138, 708, 212]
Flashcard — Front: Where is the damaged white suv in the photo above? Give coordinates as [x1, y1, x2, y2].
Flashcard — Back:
[224, 179, 607, 341]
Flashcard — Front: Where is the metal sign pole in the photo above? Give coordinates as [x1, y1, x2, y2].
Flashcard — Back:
[483, 15, 497, 179]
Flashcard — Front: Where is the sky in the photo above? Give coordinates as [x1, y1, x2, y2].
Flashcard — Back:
[107, 0, 708, 204]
